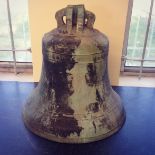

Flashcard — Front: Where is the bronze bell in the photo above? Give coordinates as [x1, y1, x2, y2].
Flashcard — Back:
[23, 4, 125, 143]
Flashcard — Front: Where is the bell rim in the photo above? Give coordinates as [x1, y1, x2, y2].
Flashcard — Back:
[22, 109, 126, 144]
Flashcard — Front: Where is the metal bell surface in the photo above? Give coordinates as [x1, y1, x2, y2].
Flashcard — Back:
[23, 4, 126, 143]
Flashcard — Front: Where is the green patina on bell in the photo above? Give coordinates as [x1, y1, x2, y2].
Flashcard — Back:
[23, 4, 126, 143]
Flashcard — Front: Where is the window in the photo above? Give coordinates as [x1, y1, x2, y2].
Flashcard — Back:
[122, 0, 155, 76]
[0, 0, 32, 73]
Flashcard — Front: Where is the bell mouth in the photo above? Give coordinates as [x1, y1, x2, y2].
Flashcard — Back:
[23, 108, 125, 143]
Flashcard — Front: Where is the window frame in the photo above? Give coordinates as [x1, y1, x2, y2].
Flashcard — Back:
[121, 0, 155, 78]
[0, 0, 32, 74]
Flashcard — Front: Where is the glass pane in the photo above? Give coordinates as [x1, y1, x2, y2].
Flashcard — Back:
[125, 60, 141, 67]
[0, 0, 31, 63]
[144, 61, 155, 67]
[125, 0, 151, 66]
[144, 2, 155, 66]
[9, 0, 31, 49]
[0, 0, 11, 49]
[15, 51, 32, 62]
[0, 51, 13, 61]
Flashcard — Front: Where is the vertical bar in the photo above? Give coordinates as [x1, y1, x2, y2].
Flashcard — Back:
[139, 0, 154, 79]
[121, 0, 133, 72]
[132, 16, 140, 58]
[147, 19, 155, 57]
[23, 22, 26, 48]
[6, 0, 17, 74]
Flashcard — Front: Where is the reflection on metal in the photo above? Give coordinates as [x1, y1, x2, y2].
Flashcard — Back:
[6, 0, 17, 74]
[23, 5, 126, 143]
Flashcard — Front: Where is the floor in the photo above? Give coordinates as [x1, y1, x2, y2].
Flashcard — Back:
[0, 72, 155, 87]
[0, 82, 155, 155]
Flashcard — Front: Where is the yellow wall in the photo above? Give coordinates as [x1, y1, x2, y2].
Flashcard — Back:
[28, 0, 129, 85]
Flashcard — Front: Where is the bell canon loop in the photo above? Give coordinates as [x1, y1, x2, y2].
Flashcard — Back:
[23, 4, 126, 143]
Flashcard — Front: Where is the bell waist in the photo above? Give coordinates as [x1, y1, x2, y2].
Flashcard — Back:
[45, 51, 108, 63]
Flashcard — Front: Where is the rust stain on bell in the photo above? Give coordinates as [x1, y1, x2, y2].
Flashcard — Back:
[23, 4, 126, 143]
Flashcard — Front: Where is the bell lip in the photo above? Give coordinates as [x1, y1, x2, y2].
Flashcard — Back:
[22, 109, 126, 144]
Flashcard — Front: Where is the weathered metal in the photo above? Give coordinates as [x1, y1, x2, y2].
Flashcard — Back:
[23, 4, 126, 143]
